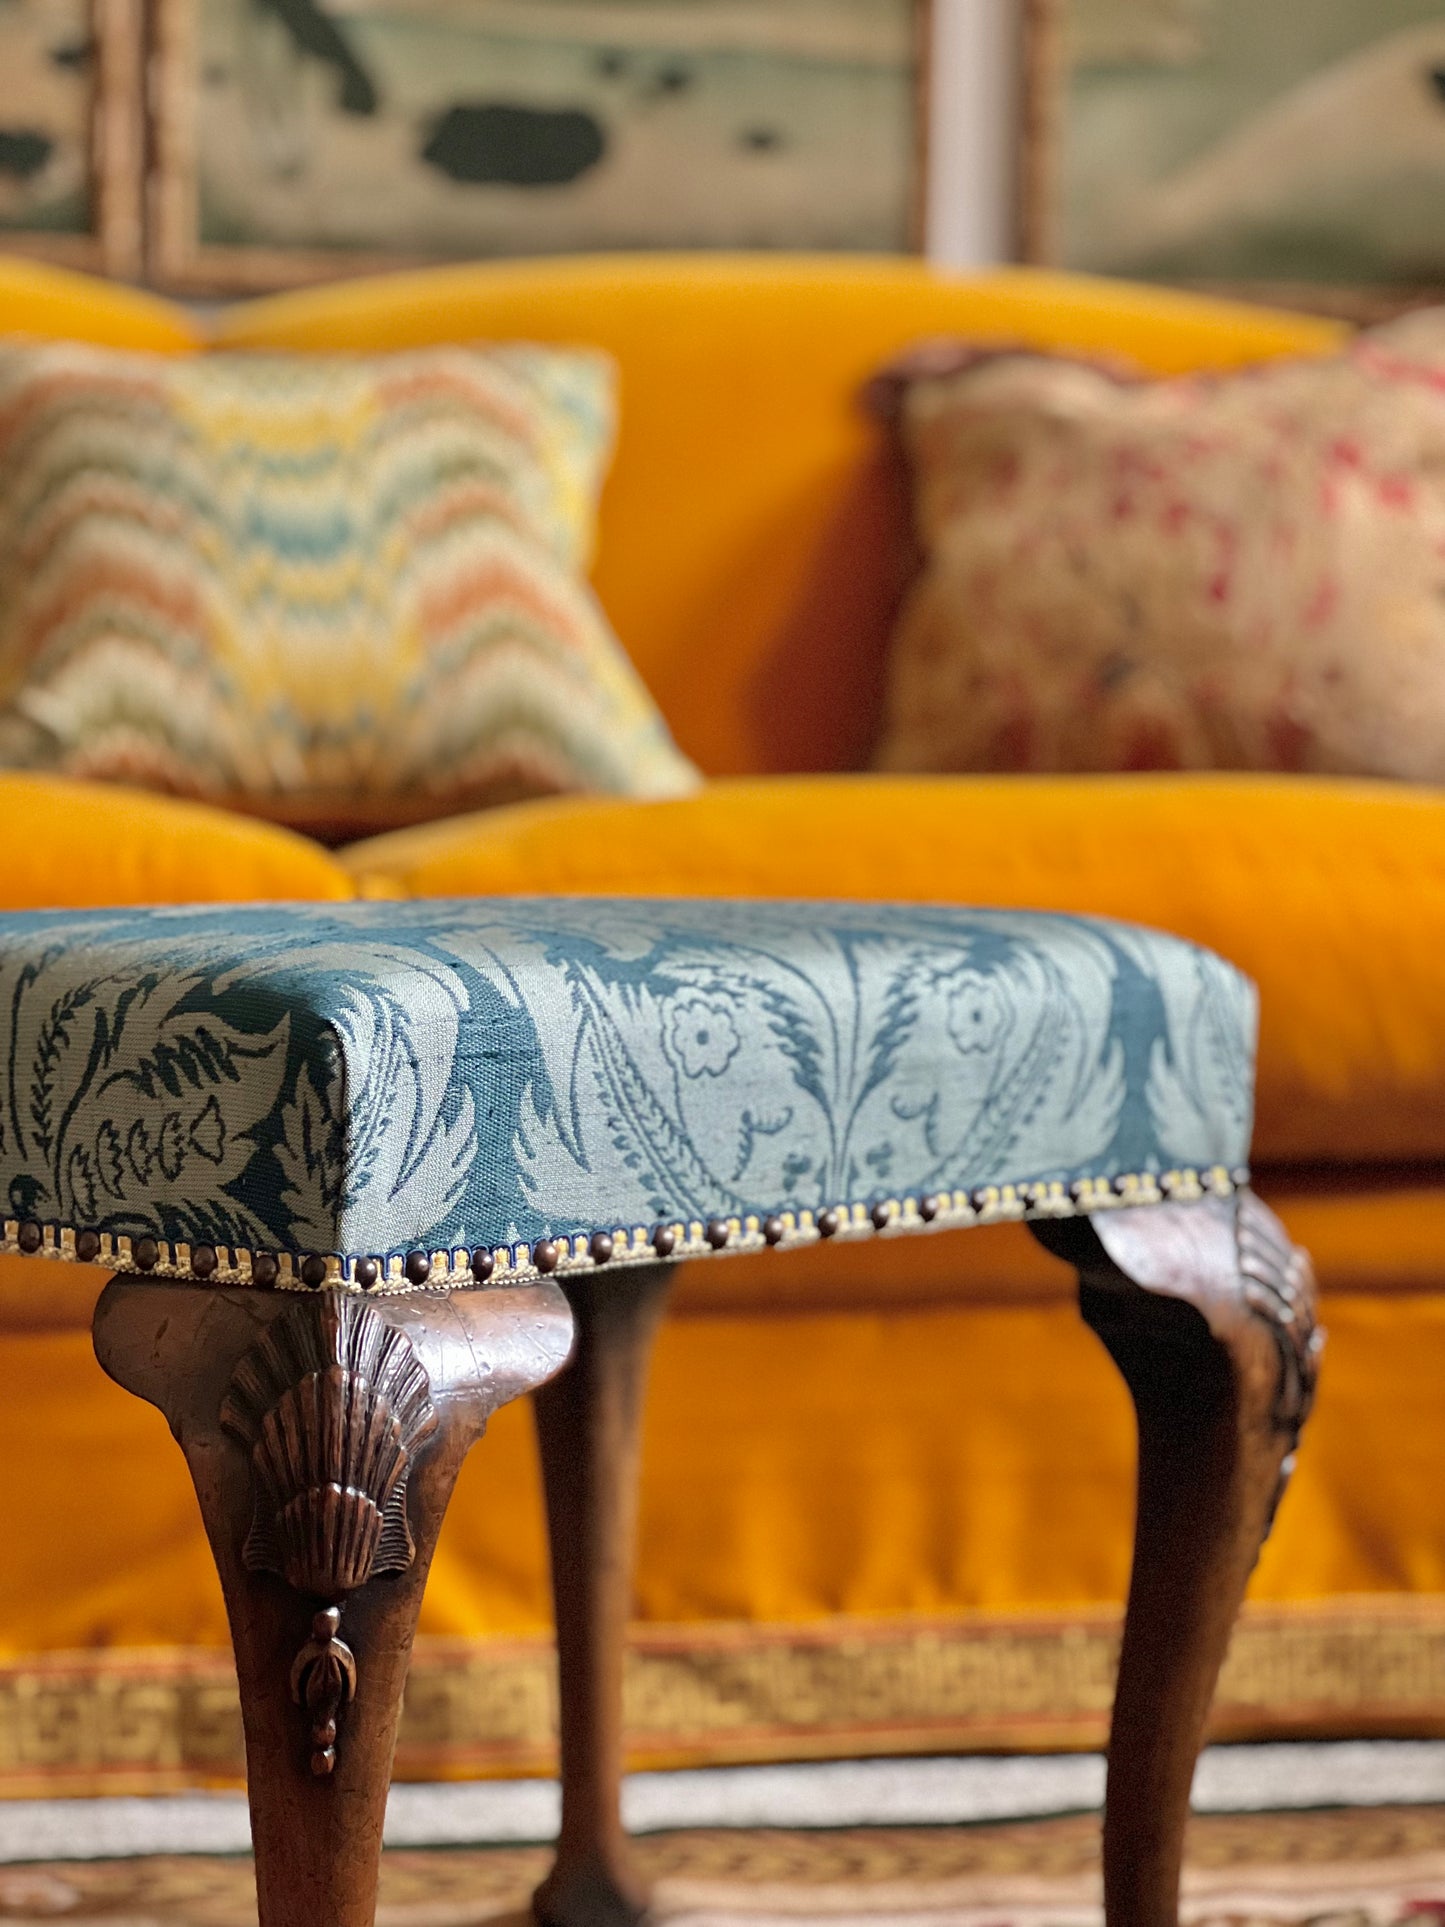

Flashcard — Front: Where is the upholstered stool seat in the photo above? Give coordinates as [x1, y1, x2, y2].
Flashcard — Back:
[0, 896, 1318, 1927]
[0, 897, 1253, 1280]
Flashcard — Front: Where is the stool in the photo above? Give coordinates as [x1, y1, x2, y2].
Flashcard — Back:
[0, 897, 1319, 1927]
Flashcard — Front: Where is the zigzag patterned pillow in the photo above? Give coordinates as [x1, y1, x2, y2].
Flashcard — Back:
[0, 341, 698, 839]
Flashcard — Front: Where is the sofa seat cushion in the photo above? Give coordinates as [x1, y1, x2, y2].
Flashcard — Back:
[0, 897, 1251, 1286]
[341, 771, 1444, 1167]
[0, 772, 353, 907]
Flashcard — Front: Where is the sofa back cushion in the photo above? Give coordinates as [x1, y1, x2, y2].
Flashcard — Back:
[0, 254, 199, 354]
[215, 258, 1347, 778]
[0, 339, 697, 839]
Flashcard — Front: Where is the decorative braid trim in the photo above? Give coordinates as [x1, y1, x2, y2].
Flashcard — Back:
[0, 1165, 1246, 1293]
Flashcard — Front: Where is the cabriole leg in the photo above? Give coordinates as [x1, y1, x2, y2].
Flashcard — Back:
[93, 1279, 573, 1927]
[532, 1263, 674, 1927]
[1034, 1190, 1320, 1927]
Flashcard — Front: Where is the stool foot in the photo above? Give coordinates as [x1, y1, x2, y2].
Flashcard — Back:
[1035, 1190, 1320, 1927]
[533, 1857, 651, 1927]
[532, 1263, 673, 1927]
[93, 1279, 573, 1927]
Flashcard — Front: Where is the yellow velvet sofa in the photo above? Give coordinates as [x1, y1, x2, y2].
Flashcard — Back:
[2, 251, 1442, 1799]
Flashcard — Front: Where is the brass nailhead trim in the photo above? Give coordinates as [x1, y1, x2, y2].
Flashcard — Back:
[0, 1168, 1241, 1292]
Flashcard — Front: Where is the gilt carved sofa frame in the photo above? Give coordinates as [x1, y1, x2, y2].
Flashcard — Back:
[0, 896, 1318, 1927]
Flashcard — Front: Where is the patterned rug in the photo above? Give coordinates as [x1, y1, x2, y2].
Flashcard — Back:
[2, 1807, 1444, 1927]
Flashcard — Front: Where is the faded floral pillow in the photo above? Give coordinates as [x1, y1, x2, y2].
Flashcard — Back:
[0, 341, 698, 839]
[871, 314, 1445, 780]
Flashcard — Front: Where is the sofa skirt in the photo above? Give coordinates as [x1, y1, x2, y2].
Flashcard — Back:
[1, 1202, 1442, 1796]
[4, 1597, 1445, 1797]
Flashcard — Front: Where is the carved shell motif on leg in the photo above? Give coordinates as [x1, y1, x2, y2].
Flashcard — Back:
[221, 1292, 438, 1598]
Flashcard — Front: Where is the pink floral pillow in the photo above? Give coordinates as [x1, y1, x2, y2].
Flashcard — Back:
[871, 314, 1445, 779]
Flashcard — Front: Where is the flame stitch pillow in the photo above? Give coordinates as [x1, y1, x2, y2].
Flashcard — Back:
[0, 341, 698, 839]
[872, 313, 1445, 780]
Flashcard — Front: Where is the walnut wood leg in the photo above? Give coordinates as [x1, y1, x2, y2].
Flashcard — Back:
[1034, 1190, 1320, 1927]
[93, 1279, 573, 1927]
[531, 1263, 675, 1927]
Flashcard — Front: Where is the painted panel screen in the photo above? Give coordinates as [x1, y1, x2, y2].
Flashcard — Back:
[192, 0, 919, 257]
[1058, 0, 1445, 288]
[0, 0, 94, 239]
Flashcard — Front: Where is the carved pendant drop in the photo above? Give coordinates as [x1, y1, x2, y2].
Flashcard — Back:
[221, 1293, 438, 1773]
[290, 1606, 358, 1777]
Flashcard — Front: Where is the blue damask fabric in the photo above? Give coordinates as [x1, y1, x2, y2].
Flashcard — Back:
[0, 898, 1255, 1286]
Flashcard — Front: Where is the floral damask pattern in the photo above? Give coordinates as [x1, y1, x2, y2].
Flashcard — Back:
[0, 899, 1255, 1270]
[665, 989, 744, 1081]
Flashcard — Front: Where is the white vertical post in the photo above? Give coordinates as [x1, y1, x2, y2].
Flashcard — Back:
[924, 0, 1020, 269]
